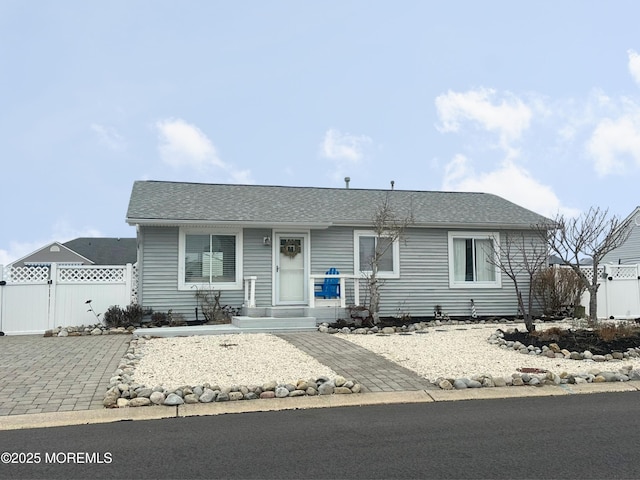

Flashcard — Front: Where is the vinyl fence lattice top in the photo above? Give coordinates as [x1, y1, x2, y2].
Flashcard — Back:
[4, 266, 50, 283]
[57, 266, 125, 283]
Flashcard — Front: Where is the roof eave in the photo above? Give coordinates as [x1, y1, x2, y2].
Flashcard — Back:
[127, 217, 549, 231]
[126, 218, 334, 229]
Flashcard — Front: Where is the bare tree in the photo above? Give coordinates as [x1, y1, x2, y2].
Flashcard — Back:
[487, 232, 549, 332]
[365, 194, 414, 325]
[540, 207, 632, 324]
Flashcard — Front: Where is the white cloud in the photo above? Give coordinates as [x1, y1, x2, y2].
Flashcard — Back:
[321, 128, 372, 162]
[228, 168, 253, 184]
[155, 118, 253, 183]
[320, 128, 372, 182]
[91, 123, 126, 151]
[156, 118, 224, 170]
[435, 88, 532, 155]
[586, 114, 640, 175]
[628, 49, 640, 86]
[442, 155, 579, 218]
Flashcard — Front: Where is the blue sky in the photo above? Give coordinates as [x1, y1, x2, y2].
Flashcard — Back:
[2, 1, 640, 264]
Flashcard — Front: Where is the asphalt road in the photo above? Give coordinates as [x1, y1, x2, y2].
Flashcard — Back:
[1, 392, 639, 480]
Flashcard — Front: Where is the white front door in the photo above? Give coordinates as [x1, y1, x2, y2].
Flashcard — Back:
[274, 233, 308, 305]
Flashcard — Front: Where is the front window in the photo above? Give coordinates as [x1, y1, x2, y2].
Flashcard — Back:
[448, 232, 500, 288]
[354, 230, 399, 278]
[179, 229, 242, 289]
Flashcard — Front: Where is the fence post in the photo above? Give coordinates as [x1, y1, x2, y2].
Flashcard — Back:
[48, 263, 57, 330]
[125, 263, 133, 305]
[353, 277, 360, 306]
[0, 265, 4, 335]
[604, 264, 611, 320]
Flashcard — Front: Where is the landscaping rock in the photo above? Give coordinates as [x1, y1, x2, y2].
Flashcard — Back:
[164, 393, 184, 406]
[129, 397, 151, 407]
[149, 391, 165, 405]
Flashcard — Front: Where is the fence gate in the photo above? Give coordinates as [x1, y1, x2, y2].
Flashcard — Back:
[0, 263, 136, 335]
[580, 264, 640, 320]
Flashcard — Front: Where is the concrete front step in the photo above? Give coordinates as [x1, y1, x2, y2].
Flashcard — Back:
[264, 307, 307, 318]
[232, 316, 317, 329]
[132, 317, 318, 337]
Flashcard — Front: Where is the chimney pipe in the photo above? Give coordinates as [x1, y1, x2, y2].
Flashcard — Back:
[390, 180, 395, 190]
[345, 177, 350, 189]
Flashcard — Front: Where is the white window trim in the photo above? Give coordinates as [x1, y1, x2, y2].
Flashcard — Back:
[447, 231, 501, 289]
[354, 230, 400, 279]
[178, 227, 243, 291]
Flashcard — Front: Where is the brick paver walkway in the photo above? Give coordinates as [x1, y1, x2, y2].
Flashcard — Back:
[277, 332, 437, 392]
[0, 330, 436, 417]
[0, 335, 130, 416]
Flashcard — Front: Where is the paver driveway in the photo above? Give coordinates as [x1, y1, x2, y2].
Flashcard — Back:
[0, 335, 130, 416]
[0, 330, 437, 418]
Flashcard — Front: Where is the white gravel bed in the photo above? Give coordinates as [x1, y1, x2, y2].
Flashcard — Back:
[336, 323, 640, 382]
[133, 333, 337, 390]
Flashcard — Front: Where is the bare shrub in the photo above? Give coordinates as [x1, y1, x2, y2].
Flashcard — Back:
[193, 286, 237, 324]
[168, 310, 187, 327]
[150, 311, 168, 326]
[533, 267, 586, 317]
[595, 322, 639, 342]
[530, 326, 567, 342]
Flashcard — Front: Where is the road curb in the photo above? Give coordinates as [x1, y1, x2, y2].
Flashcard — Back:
[1, 383, 638, 431]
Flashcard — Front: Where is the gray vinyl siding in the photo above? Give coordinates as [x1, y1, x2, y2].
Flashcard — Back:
[373, 228, 515, 318]
[138, 225, 537, 319]
[13, 249, 88, 267]
[602, 221, 640, 264]
[310, 226, 527, 318]
[139, 226, 245, 320]
[310, 227, 356, 304]
[242, 228, 273, 307]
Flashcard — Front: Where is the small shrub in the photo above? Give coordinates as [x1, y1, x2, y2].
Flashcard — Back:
[595, 322, 639, 342]
[103, 303, 149, 328]
[168, 310, 187, 327]
[103, 305, 126, 328]
[531, 326, 566, 342]
[150, 311, 168, 327]
[123, 304, 145, 325]
[194, 286, 238, 324]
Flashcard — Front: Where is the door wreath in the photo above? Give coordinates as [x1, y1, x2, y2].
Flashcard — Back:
[280, 239, 301, 258]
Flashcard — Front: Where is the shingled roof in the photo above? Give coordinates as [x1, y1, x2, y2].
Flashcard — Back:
[126, 181, 551, 229]
[62, 238, 137, 265]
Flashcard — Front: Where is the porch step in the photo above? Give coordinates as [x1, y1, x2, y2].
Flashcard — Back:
[232, 316, 317, 330]
[264, 307, 307, 318]
[133, 316, 318, 338]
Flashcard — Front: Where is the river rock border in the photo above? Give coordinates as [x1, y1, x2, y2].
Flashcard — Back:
[318, 320, 640, 390]
[103, 336, 362, 408]
[45, 324, 134, 337]
[318, 318, 516, 335]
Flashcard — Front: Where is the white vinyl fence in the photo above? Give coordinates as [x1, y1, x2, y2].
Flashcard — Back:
[0, 263, 137, 335]
[580, 264, 640, 320]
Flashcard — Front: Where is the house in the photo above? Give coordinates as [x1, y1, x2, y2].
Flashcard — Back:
[8, 237, 137, 268]
[126, 180, 551, 322]
[601, 206, 640, 265]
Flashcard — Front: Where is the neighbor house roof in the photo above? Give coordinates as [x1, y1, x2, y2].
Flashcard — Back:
[62, 238, 137, 265]
[126, 181, 551, 229]
[8, 238, 137, 268]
